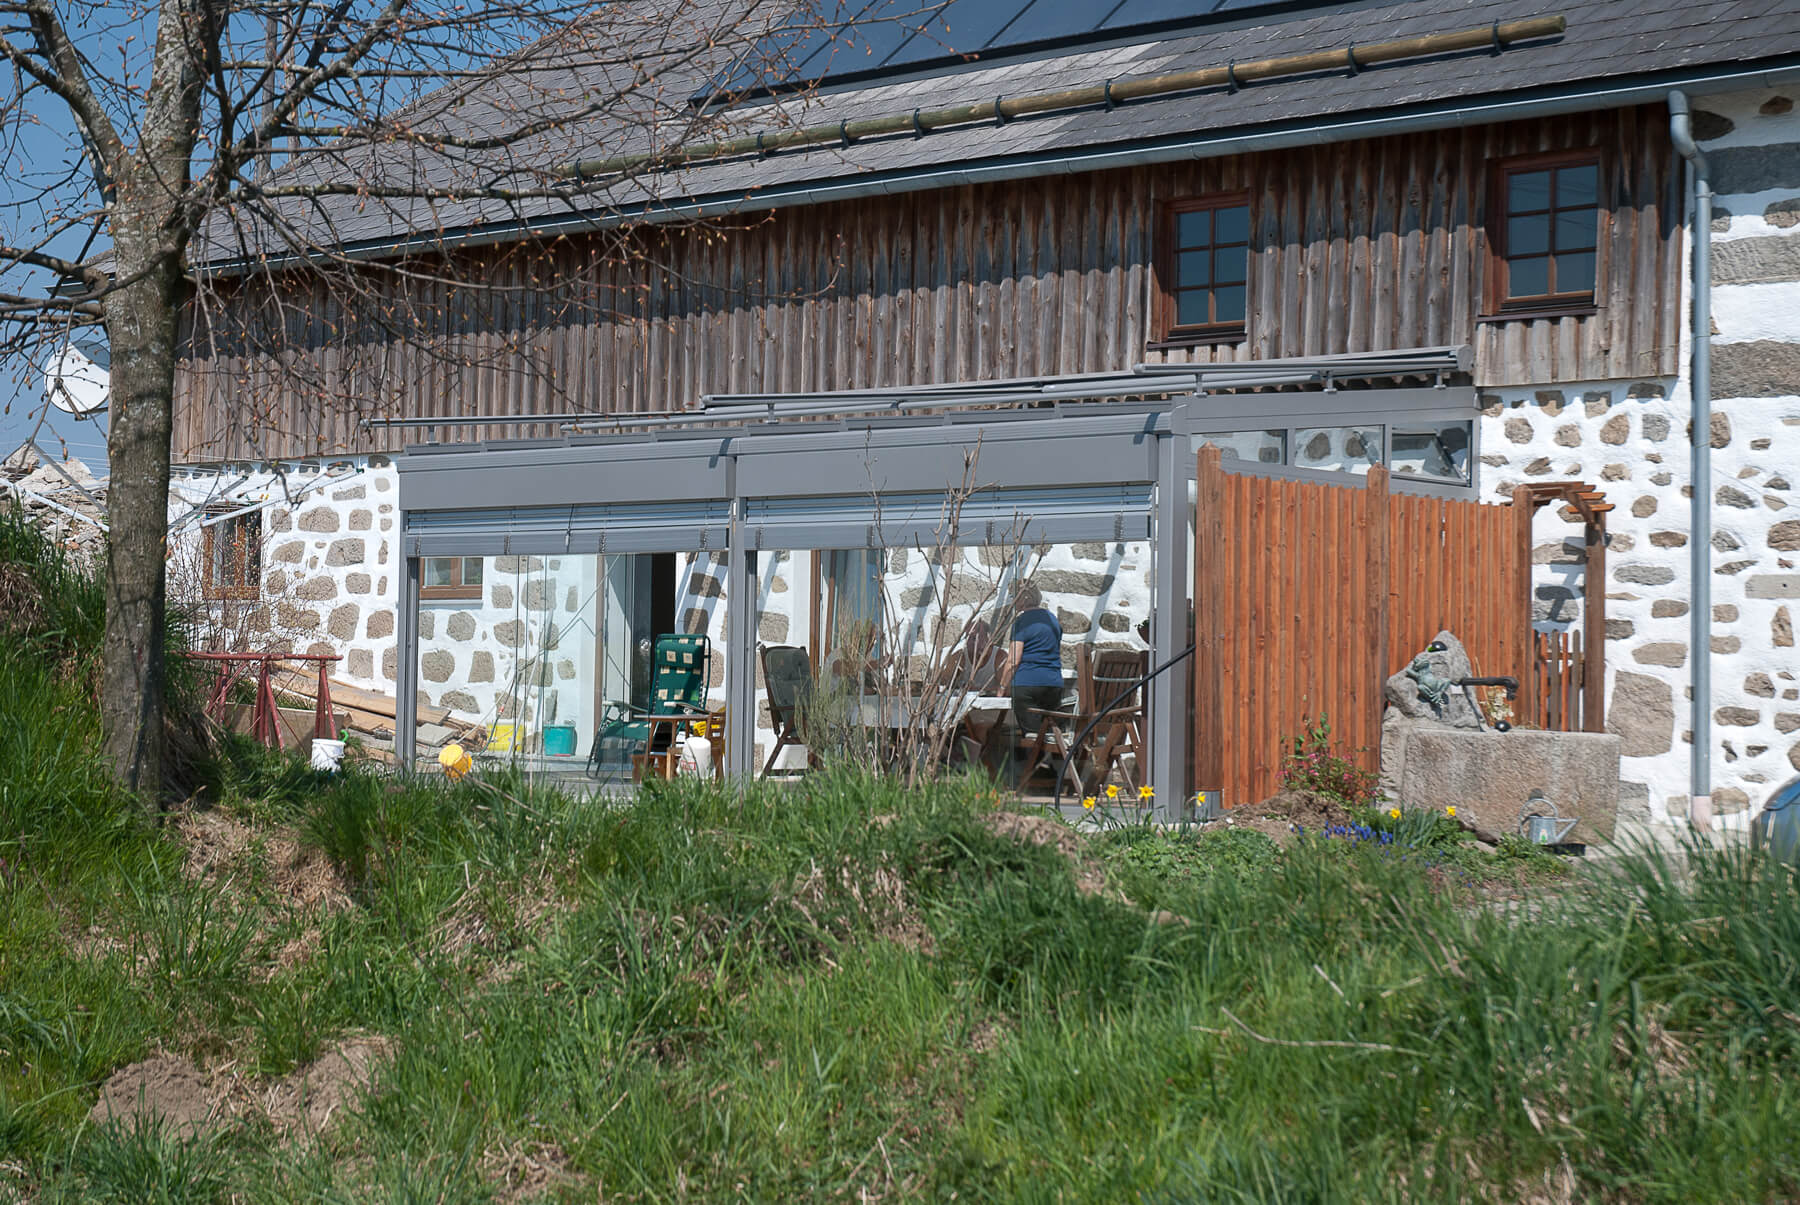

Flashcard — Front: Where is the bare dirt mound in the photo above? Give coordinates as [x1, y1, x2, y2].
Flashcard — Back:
[176, 807, 350, 912]
[89, 1036, 392, 1142]
[252, 1036, 394, 1137]
[88, 1055, 220, 1136]
[1248, 788, 1357, 832]
[979, 811, 1110, 897]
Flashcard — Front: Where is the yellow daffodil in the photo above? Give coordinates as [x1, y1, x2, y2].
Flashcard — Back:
[1106, 784, 1120, 800]
[1138, 785, 1155, 801]
[1388, 807, 1401, 820]
[1445, 806, 1457, 818]
[1082, 796, 1097, 811]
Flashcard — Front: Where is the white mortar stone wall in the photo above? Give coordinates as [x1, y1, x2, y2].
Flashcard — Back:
[1477, 87, 1800, 829]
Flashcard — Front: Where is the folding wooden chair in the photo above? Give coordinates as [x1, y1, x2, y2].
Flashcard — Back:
[761, 644, 819, 777]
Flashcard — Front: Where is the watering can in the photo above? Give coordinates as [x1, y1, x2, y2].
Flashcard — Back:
[1517, 790, 1578, 845]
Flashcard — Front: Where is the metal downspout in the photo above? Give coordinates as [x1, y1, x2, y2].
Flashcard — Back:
[1669, 91, 1713, 830]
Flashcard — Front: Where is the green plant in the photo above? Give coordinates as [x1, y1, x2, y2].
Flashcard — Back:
[1278, 715, 1380, 807]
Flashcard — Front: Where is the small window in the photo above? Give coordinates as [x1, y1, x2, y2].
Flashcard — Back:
[203, 510, 262, 600]
[1159, 194, 1251, 342]
[1491, 152, 1600, 312]
[422, 556, 484, 601]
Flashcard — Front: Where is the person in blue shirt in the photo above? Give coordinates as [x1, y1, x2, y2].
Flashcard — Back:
[1002, 582, 1064, 775]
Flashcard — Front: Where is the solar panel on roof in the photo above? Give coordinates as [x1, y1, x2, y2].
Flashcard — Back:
[694, 0, 1363, 103]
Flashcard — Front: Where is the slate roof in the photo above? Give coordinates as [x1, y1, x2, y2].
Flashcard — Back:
[199, 0, 1800, 262]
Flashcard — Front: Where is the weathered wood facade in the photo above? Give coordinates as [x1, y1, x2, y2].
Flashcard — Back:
[174, 105, 1680, 463]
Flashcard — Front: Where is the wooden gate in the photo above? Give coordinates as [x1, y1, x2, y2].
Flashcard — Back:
[1191, 445, 1548, 806]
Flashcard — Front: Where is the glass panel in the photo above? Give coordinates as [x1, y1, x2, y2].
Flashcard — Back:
[1390, 423, 1472, 482]
[1213, 204, 1249, 245]
[1178, 250, 1212, 287]
[1556, 162, 1598, 207]
[1555, 251, 1597, 294]
[1212, 284, 1246, 324]
[1507, 213, 1550, 257]
[1191, 430, 1285, 464]
[1212, 245, 1247, 285]
[1507, 169, 1551, 212]
[1508, 255, 1550, 298]
[1176, 290, 1210, 327]
[1292, 426, 1382, 475]
[423, 557, 452, 587]
[1177, 209, 1211, 248]
[1555, 207, 1597, 251]
[414, 549, 728, 789]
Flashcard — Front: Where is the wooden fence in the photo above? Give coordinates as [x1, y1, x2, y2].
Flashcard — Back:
[1531, 629, 1590, 732]
[1191, 445, 1536, 806]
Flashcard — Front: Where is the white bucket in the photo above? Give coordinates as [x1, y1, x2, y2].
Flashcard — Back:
[677, 735, 713, 778]
[310, 738, 347, 773]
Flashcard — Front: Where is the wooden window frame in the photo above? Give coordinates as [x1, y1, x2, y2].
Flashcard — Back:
[202, 509, 262, 601]
[1153, 192, 1252, 347]
[421, 555, 484, 601]
[1484, 148, 1607, 319]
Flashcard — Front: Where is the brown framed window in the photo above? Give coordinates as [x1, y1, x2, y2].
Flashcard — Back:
[1157, 194, 1251, 343]
[203, 510, 262, 601]
[1489, 151, 1601, 313]
[422, 555, 484, 601]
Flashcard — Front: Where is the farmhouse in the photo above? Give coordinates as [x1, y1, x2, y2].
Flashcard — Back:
[170, 0, 1800, 824]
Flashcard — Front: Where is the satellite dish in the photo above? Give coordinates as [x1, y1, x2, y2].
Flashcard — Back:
[43, 338, 110, 416]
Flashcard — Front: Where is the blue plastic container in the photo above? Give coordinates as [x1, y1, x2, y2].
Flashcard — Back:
[543, 725, 578, 757]
[1751, 778, 1800, 867]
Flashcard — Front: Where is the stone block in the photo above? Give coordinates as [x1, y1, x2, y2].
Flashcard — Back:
[1712, 635, 1742, 654]
[1099, 611, 1131, 632]
[1554, 425, 1581, 447]
[1610, 672, 1673, 758]
[297, 508, 338, 533]
[265, 569, 288, 594]
[328, 604, 360, 641]
[349, 509, 373, 531]
[1712, 341, 1800, 400]
[1747, 673, 1775, 698]
[490, 583, 512, 609]
[1631, 495, 1658, 517]
[1387, 723, 1620, 843]
[441, 690, 479, 714]
[367, 610, 394, 639]
[1055, 607, 1092, 635]
[417, 611, 434, 640]
[1775, 605, 1794, 646]
[1599, 413, 1630, 444]
[467, 651, 495, 683]
[330, 484, 366, 501]
[421, 650, 454, 683]
[275, 601, 319, 631]
[1525, 457, 1552, 475]
[1770, 521, 1800, 552]
[759, 611, 790, 642]
[1710, 143, 1800, 196]
[492, 555, 542, 574]
[1632, 643, 1686, 667]
[1775, 713, 1800, 735]
[1605, 619, 1635, 641]
[1714, 786, 1750, 815]
[1714, 604, 1739, 622]
[269, 509, 291, 532]
[273, 540, 305, 563]
[1761, 95, 1794, 116]
[346, 648, 373, 679]
[381, 647, 395, 681]
[1717, 485, 1755, 510]
[1616, 564, 1674, 586]
[1504, 417, 1534, 443]
[325, 538, 365, 566]
[1649, 531, 1687, 548]
[1034, 569, 1115, 596]
[1651, 600, 1688, 618]
[296, 576, 337, 601]
[1691, 109, 1734, 140]
[682, 608, 709, 635]
[446, 611, 477, 641]
[493, 620, 524, 647]
[1716, 706, 1760, 727]
[1747, 575, 1800, 599]
[684, 574, 723, 600]
[1642, 413, 1669, 441]
[1713, 234, 1800, 286]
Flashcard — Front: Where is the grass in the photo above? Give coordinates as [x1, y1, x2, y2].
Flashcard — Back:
[3, 515, 1800, 1201]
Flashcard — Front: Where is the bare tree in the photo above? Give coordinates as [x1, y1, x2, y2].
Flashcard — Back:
[0, 0, 891, 799]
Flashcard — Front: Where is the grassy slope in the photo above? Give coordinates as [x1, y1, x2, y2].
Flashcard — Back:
[3, 517, 1800, 1203]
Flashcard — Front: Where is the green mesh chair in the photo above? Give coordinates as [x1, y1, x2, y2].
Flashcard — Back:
[588, 633, 711, 781]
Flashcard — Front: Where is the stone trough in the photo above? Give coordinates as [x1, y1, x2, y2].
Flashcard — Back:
[1381, 630, 1621, 844]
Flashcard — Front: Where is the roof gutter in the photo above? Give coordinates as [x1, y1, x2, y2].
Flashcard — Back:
[203, 57, 1800, 274]
[1668, 89, 1713, 833]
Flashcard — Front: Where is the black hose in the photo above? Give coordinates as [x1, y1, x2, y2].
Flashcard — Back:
[1052, 643, 1196, 813]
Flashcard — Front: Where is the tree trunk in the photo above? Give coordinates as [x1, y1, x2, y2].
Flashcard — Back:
[100, 238, 185, 804]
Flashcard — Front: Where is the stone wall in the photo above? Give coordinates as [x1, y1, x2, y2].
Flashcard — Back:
[1476, 87, 1800, 827]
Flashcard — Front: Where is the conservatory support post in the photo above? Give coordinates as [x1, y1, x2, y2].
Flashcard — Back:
[396, 552, 421, 771]
[725, 507, 756, 778]
[1151, 432, 1191, 821]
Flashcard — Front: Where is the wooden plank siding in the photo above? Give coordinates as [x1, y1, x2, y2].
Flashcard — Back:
[1191, 446, 1530, 807]
[173, 106, 1680, 463]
